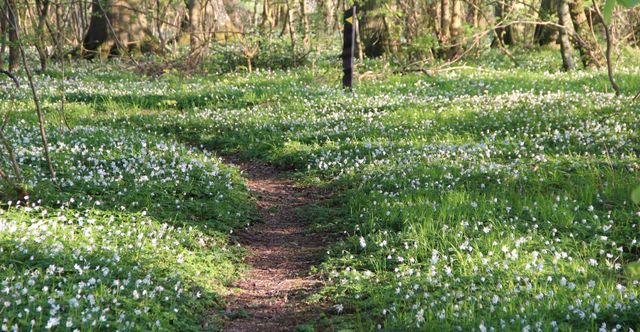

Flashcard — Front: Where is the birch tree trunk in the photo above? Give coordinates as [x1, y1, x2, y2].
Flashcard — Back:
[299, 0, 310, 51]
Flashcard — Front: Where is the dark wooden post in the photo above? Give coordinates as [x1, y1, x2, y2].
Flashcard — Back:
[342, 6, 356, 90]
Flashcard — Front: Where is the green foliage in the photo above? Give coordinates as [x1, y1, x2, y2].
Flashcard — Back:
[632, 186, 640, 204]
[0, 73, 255, 329]
[626, 263, 640, 280]
[206, 36, 310, 73]
[603, 0, 640, 24]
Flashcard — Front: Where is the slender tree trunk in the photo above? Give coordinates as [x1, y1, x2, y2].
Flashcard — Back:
[535, 0, 559, 45]
[279, 3, 288, 36]
[568, 0, 601, 67]
[188, 0, 202, 57]
[604, 27, 619, 95]
[53, 0, 65, 57]
[399, 0, 418, 44]
[440, 0, 451, 45]
[557, 0, 574, 71]
[286, 0, 297, 65]
[321, 0, 335, 34]
[493, 0, 514, 47]
[299, 0, 310, 51]
[601, 19, 620, 95]
[335, 0, 344, 30]
[252, 0, 259, 28]
[5, 0, 19, 71]
[449, 0, 462, 58]
[155, 0, 166, 52]
[260, 0, 273, 33]
[0, 2, 6, 71]
[34, 0, 50, 72]
[471, 0, 479, 31]
[355, 10, 364, 60]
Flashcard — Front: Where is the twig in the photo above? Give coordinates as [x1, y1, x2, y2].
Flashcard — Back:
[592, 2, 621, 96]
[0, 70, 20, 88]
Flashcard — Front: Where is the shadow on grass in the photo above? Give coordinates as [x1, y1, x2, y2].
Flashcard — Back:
[0, 237, 224, 330]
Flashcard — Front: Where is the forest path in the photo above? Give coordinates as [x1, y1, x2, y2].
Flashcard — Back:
[221, 158, 329, 332]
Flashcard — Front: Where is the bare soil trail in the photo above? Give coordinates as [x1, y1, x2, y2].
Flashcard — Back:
[221, 158, 330, 332]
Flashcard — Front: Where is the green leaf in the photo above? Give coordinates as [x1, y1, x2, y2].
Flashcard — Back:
[616, 0, 640, 8]
[603, 0, 616, 25]
[632, 186, 640, 204]
[625, 262, 640, 280]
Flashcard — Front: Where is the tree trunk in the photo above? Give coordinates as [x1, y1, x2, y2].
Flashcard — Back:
[82, 0, 147, 59]
[471, 0, 479, 28]
[0, 2, 6, 71]
[34, 0, 50, 72]
[493, 0, 514, 47]
[557, 0, 574, 71]
[260, 0, 275, 33]
[188, 0, 203, 57]
[286, 0, 297, 65]
[399, 0, 418, 44]
[355, 9, 364, 60]
[440, 0, 451, 45]
[52, 0, 67, 57]
[360, 0, 389, 57]
[320, 0, 337, 34]
[448, 0, 462, 58]
[5, 0, 18, 71]
[252, 0, 259, 28]
[534, 0, 558, 45]
[568, 0, 601, 67]
[299, 0, 310, 51]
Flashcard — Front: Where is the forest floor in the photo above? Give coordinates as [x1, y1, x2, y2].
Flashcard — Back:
[3, 52, 639, 331]
[221, 158, 330, 331]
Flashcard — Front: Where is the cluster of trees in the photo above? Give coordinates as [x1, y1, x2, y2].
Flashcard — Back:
[1, 0, 639, 70]
[361, 0, 640, 69]
[0, 0, 241, 71]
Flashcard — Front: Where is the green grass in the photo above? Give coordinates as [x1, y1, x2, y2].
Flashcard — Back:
[1, 94, 255, 330]
[1, 49, 639, 330]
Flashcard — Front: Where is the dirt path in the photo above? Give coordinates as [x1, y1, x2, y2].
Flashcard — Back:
[222, 159, 328, 332]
